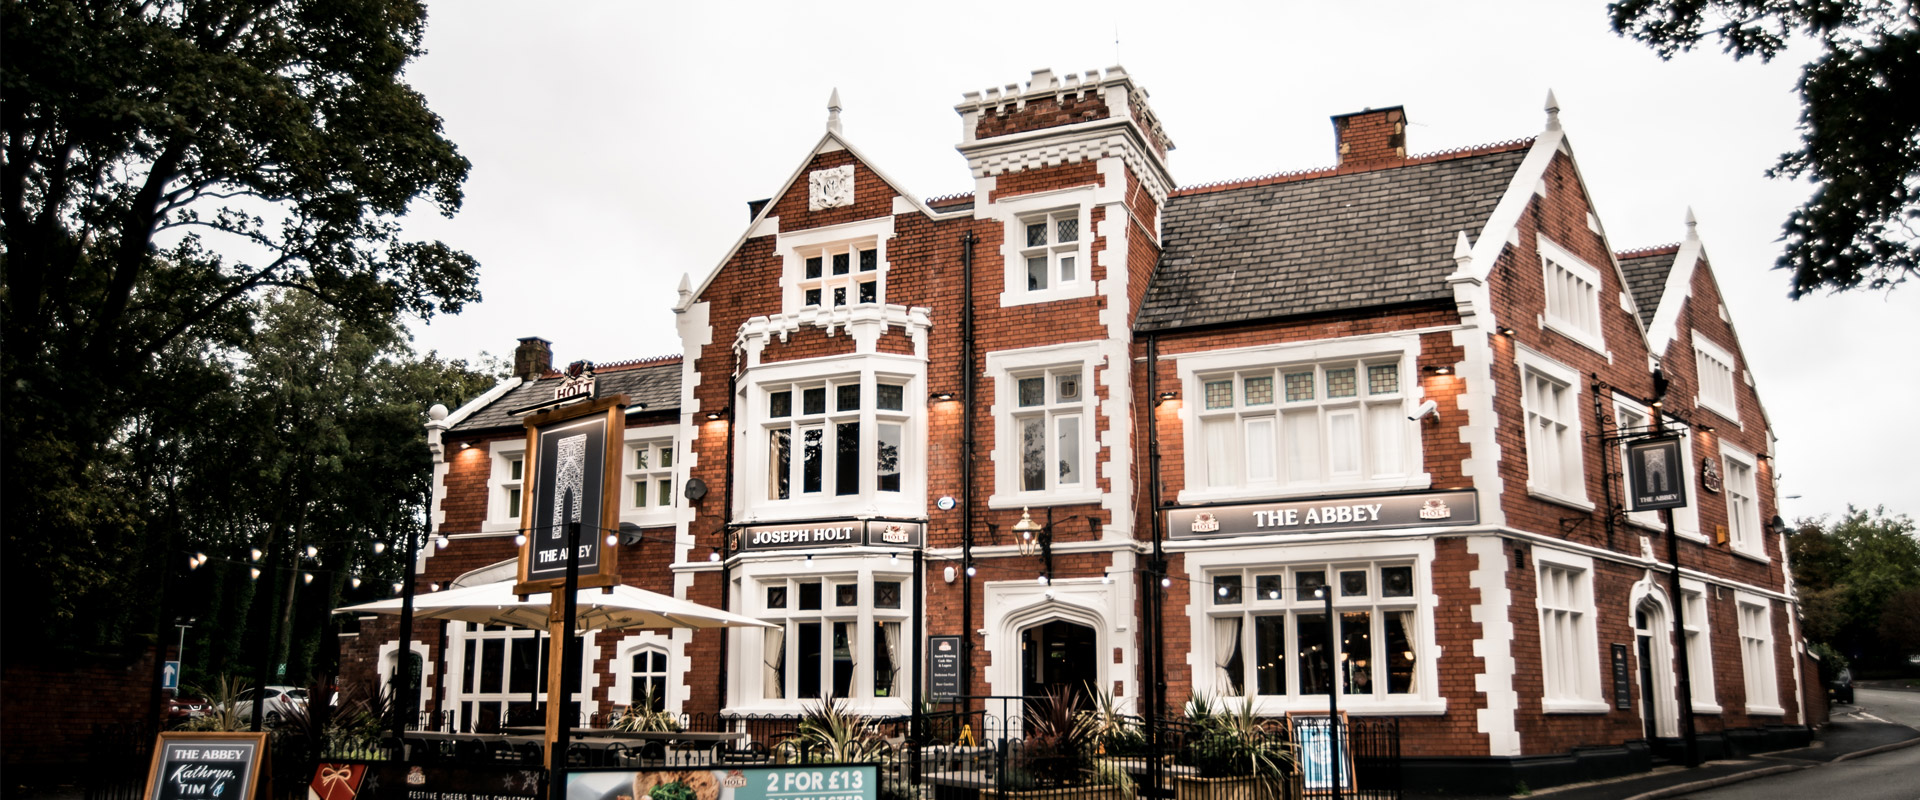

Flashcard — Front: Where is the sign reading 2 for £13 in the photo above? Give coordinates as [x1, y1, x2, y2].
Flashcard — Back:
[569, 766, 877, 800]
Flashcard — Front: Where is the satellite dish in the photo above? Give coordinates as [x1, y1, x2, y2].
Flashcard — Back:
[684, 477, 709, 501]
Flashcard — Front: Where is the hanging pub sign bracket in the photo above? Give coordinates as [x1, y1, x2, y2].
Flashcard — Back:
[513, 392, 627, 597]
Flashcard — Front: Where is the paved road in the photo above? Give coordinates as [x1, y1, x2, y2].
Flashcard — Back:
[1676, 685, 1920, 800]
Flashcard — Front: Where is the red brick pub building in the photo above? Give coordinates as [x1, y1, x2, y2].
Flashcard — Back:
[340, 67, 1808, 793]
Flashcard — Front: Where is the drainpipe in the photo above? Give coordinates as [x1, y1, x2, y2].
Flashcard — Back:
[960, 231, 977, 702]
[719, 371, 738, 709]
[1144, 334, 1167, 798]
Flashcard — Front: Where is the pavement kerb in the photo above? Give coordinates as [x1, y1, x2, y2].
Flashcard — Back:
[1615, 763, 1808, 800]
[1830, 733, 1920, 763]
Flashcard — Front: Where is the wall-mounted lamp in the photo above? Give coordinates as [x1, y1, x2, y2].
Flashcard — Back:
[1700, 425, 1716, 434]
[1157, 390, 1179, 403]
[930, 392, 956, 403]
[459, 441, 472, 450]
[706, 407, 730, 421]
[1497, 326, 1517, 337]
[1421, 365, 1453, 375]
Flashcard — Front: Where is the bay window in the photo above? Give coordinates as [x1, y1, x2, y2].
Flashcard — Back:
[1196, 358, 1408, 492]
[1206, 561, 1423, 703]
[754, 573, 907, 705]
[763, 378, 908, 502]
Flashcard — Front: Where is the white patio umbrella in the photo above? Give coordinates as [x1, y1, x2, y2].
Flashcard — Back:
[336, 579, 774, 631]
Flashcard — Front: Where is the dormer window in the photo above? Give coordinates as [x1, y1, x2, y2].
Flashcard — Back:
[800, 241, 881, 308]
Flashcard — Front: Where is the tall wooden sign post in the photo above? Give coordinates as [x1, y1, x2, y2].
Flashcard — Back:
[510, 376, 625, 794]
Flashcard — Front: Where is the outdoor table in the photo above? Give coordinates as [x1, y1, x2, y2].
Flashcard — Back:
[398, 731, 544, 764]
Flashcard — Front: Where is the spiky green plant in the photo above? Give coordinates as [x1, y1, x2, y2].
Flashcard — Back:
[777, 697, 893, 763]
[1181, 693, 1294, 799]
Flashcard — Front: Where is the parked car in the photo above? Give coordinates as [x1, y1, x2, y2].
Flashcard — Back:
[234, 685, 307, 726]
[165, 694, 208, 727]
[1828, 667, 1855, 704]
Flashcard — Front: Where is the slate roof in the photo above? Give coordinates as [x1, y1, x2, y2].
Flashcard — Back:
[1617, 246, 1680, 328]
[1137, 146, 1531, 332]
[450, 358, 682, 434]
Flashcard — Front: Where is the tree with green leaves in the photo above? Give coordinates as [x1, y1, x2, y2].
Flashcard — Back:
[1609, 0, 1920, 297]
[1, 0, 480, 652]
[1787, 506, 1920, 667]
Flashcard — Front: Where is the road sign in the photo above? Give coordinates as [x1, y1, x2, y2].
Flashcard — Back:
[161, 661, 180, 691]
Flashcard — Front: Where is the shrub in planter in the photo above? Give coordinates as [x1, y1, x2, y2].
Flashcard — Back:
[998, 687, 1134, 794]
[1177, 694, 1294, 800]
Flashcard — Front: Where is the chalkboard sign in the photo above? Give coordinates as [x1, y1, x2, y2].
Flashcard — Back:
[1612, 643, 1633, 710]
[142, 732, 269, 800]
[928, 636, 962, 701]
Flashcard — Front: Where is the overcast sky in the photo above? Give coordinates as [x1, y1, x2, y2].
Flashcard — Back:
[395, 0, 1918, 525]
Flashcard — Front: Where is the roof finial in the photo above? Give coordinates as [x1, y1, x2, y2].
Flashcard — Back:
[1453, 231, 1474, 268]
[677, 273, 693, 304]
[1544, 89, 1561, 132]
[1684, 206, 1699, 240]
[827, 88, 843, 135]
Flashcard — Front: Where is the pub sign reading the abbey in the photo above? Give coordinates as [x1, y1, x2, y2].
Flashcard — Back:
[1167, 489, 1479, 540]
[516, 394, 626, 593]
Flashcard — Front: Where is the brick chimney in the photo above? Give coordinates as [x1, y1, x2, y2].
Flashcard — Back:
[1332, 106, 1408, 168]
[513, 337, 552, 381]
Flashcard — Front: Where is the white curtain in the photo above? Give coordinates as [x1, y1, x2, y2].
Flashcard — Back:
[763, 627, 786, 699]
[882, 622, 903, 696]
[1214, 616, 1243, 695]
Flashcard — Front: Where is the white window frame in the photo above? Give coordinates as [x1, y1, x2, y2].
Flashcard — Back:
[445, 622, 597, 731]
[1186, 539, 1444, 716]
[739, 354, 924, 522]
[993, 187, 1096, 307]
[797, 239, 885, 310]
[776, 217, 895, 317]
[986, 342, 1101, 508]
[610, 631, 680, 712]
[1735, 592, 1783, 715]
[1018, 208, 1085, 295]
[1174, 334, 1428, 504]
[484, 441, 528, 533]
[627, 644, 670, 711]
[1538, 236, 1606, 354]
[1614, 398, 1702, 540]
[622, 429, 677, 527]
[1693, 334, 1740, 424]
[732, 557, 912, 717]
[1535, 548, 1607, 713]
[1678, 578, 1720, 714]
[1515, 346, 1592, 510]
[1721, 444, 1765, 560]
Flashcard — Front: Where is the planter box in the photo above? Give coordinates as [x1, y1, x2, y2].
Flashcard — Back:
[1171, 773, 1302, 800]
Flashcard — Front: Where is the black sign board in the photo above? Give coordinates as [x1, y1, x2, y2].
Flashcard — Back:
[1627, 437, 1688, 511]
[736, 520, 925, 551]
[928, 635, 962, 701]
[143, 732, 268, 800]
[1167, 489, 1479, 540]
[1611, 643, 1633, 710]
[526, 413, 608, 582]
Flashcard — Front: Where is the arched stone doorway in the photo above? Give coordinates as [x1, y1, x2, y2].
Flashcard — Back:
[1635, 597, 1678, 739]
[1021, 619, 1098, 708]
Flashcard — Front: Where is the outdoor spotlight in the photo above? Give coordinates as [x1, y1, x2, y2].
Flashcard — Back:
[350, 576, 362, 589]
[706, 407, 730, 421]
[1157, 390, 1178, 403]
[304, 545, 318, 558]
[372, 541, 386, 554]
[188, 555, 200, 569]
[930, 392, 956, 402]
[251, 548, 263, 562]
[250, 567, 261, 580]
[302, 572, 313, 585]
[1497, 326, 1517, 336]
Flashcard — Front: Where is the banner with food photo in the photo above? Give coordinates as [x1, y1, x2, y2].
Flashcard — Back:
[567, 766, 876, 800]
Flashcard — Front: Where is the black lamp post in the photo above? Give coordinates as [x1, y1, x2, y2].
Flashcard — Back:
[1315, 586, 1343, 800]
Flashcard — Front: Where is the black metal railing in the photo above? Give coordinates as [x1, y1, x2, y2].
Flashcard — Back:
[100, 700, 1399, 800]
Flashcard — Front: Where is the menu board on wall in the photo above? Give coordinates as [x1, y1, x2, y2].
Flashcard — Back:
[143, 732, 269, 800]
